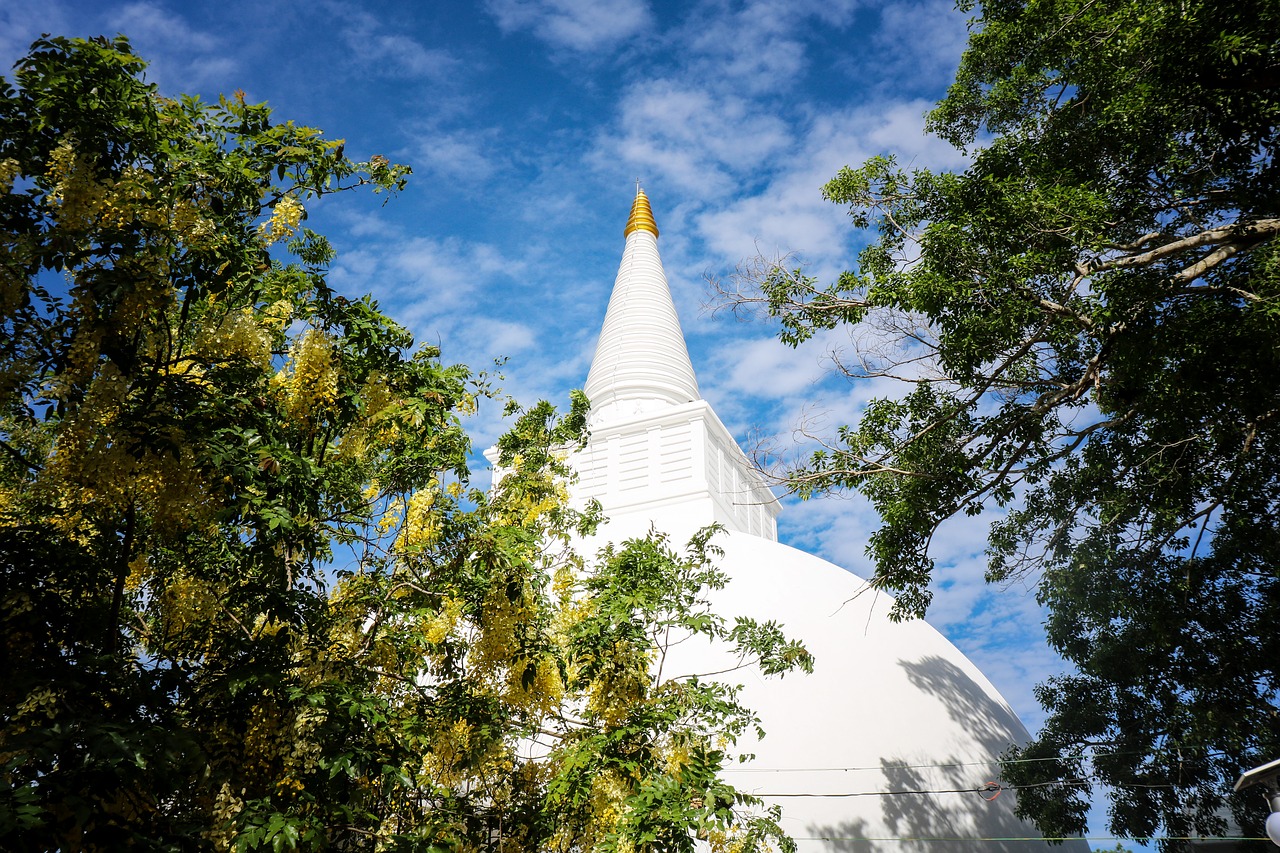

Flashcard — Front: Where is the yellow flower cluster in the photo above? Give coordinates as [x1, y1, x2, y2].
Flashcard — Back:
[377, 497, 404, 534]
[45, 138, 200, 240]
[259, 195, 304, 244]
[207, 782, 244, 851]
[558, 769, 628, 850]
[706, 829, 751, 853]
[397, 486, 441, 552]
[508, 656, 565, 718]
[242, 701, 284, 776]
[275, 328, 341, 429]
[489, 469, 569, 532]
[44, 363, 212, 535]
[105, 166, 168, 231]
[206, 696, 326, 839]
[124, 555, 151, 592]
[261, 299, 294, 333]
[470, 585, 529, 679]
[421, 718, 474, 787]
[585, 641, 650, 727]
[283, 705, 327, 777]
[522, 490, 564, 527]
[551, 565, 576, 600]
[44, 290, 104, 399]
[423, 596, 463, 644]
[160, 573, 221, 646]
[326, 618, 364, 660]
[194, 307, 272, 369]
[45, 137, 108, 230]
[471, 594, 568, 726]
[0, 157, 19, 194]
[663, 740, 693, 777]
[336, 371, 398, 461]
[360, 371, 394, 419]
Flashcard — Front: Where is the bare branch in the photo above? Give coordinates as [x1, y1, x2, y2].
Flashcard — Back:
[1171, 242, 1248, 285]
[1086, 217, 1280, 276]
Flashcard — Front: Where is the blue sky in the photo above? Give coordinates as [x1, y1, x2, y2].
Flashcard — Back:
[3, 0, 1128, 844]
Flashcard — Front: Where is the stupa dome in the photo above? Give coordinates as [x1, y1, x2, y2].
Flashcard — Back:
[562, 189, 1088, 853]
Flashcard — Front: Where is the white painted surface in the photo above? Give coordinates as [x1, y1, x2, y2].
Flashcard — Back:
[583, 227, 701, 424]
[568, 400, 779, 540]
[680, 529, 1085, 853]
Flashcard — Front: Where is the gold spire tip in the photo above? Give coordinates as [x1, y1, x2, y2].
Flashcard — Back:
[624, 187, 659, 238]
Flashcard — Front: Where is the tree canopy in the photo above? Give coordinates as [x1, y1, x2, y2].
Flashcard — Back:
[728, 0, 1279, 843]
[0, 36, 809, 852]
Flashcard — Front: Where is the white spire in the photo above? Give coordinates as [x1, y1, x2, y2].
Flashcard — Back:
[568, 188, 779, 542]
[583, 189, 700, 425]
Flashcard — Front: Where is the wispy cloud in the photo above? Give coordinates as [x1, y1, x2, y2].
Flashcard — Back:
[472, 317, 539, 355]
[322, 0, 460, 80]
[873, 0, 973, 93]
[408, 127, 505, 184]
[105, 2, 237, 91]
[328, 234, 524, 346]
[689, 99, 949, 268]
[594, 80, 792, 197]
[669, 0, 860, 94]
[1, 1, 73, 67]
[484, 0, 653, 52]
[111, 3, 219, 52]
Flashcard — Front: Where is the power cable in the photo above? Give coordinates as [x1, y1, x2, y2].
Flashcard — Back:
[791, 836, 1267, 844]
[723, 756, 1065, 773]
[752, 777, 1181, 799]
[722, 744, 1241, 775]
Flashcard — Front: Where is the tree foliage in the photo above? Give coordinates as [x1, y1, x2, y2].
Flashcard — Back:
[724, 0, 1280, 843]
[0, 37, 808, 852]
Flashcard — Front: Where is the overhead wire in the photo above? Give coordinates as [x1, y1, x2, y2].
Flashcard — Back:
[723, 755, 1071, 773]
[719, 745, 1257, 843]
[721, 743, 1242, 775]
[789, 836, 1268, 844]
[749, 776, 1186, 799]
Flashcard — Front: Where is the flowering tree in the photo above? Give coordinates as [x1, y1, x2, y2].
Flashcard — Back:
[0, 37, 809, 852]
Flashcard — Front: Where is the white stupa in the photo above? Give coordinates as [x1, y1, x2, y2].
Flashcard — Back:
[564, 189, 1089, 853]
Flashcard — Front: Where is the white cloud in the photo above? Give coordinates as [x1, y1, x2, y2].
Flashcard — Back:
[111, 3, 219, 52]
[874, 0, 972, 93]
[720, 334, 826, 398]
[409, 127, 503, 183]
[390, 237, 517, 308]
[462, 317, 538, 355]
[696, 182, 850, 270]
[694, 98, 967, 265]
[329, 235, 523, 340]
[671, 0, 860, 94]
[106, 3, 237, 90]
[322, 1, 459, 80]
[595, 80, 792, 198]
[485, 0, 653, 52]
[363, 32, 456, 78]
[0, 1, 72, 68]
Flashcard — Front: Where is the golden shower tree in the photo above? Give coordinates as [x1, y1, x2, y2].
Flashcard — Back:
[0, 36, 808, 852]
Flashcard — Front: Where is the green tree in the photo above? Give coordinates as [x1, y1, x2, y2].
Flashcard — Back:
[724, 0, 1279, 844]
[0, 36, 809, 852]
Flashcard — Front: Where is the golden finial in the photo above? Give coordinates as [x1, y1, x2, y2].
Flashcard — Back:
[624, 184, 659, 238]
